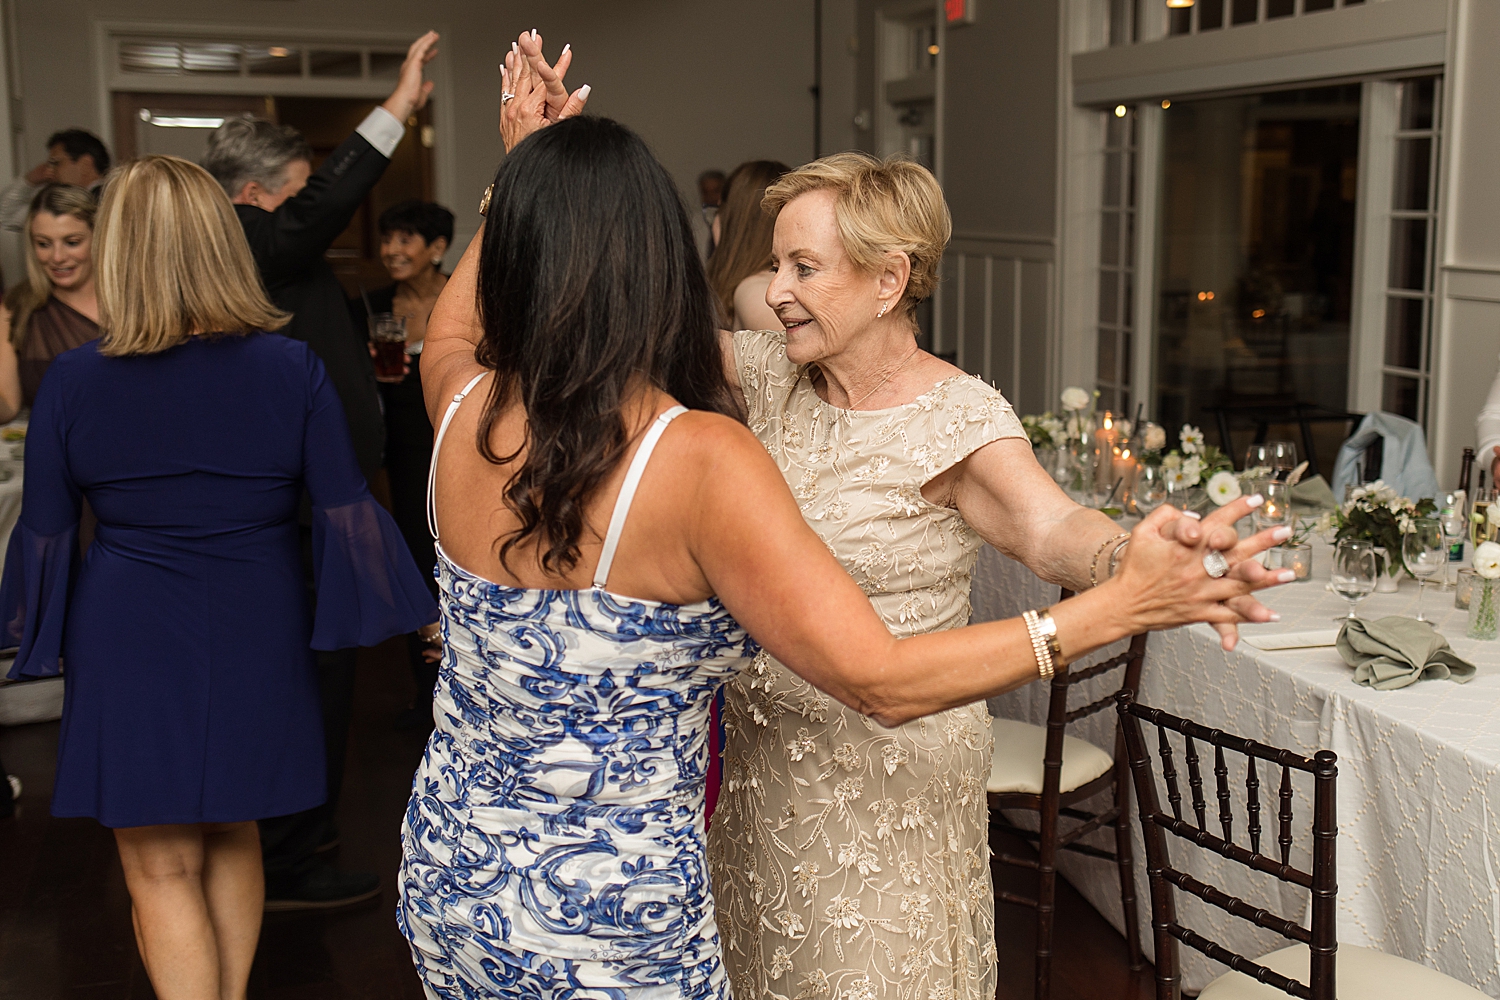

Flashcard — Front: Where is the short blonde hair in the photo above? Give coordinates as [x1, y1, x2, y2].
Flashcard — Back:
[95, 155, 288, 357]
[763, 152, 950, 309]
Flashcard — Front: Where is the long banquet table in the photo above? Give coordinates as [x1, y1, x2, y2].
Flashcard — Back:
[974, 536, 1500, 996]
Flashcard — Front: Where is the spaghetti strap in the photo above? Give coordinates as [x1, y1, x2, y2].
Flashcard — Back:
[593, 405, 688, 590]
[426, 371, 491, 542]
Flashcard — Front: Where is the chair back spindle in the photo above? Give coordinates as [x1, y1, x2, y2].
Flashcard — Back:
[1116, 691, 1339, 1000]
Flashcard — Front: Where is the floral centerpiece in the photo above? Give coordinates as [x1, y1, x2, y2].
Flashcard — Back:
[1314, 480, 1437, 577]
[1470, 541, 1500, 640]
[1139, 423, 1240, 506]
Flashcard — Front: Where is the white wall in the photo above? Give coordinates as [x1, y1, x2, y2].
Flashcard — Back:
[9, 0, 818, 254]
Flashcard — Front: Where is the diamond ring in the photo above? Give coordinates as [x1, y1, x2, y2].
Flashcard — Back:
[1202, 551, 1230, 579]
[501, 92, 516, 105]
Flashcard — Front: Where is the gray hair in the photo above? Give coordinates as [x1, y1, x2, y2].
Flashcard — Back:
[201, 117, 312, 199]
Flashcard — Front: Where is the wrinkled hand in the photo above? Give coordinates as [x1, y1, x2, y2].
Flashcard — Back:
[1152, 494, 1287, 649]
[1110, 496, 1292, 650]
[500, 30, 590, 153]
[382, 31, 440, 122]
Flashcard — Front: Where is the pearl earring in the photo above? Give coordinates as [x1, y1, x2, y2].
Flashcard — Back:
[877, 302, 889, 319]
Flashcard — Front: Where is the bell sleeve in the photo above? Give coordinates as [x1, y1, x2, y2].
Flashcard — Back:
[0, 374, 80, 679]
[301, 349, 437, 650]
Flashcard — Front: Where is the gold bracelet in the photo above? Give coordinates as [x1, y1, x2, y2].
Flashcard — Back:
[1023, 609, 1055, 681]
[1089, 532, 1131, 589]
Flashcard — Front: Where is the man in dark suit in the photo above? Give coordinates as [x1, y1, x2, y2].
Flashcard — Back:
[203, 30, 438, 910]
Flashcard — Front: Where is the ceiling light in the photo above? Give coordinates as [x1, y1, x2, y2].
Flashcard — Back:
[267, 46, 291, 58]
[1161, 99, 1172, 109]
[1166, 0, 1195, 8]
[1114, 105, 1127, 118]
[144, 114, 225, 128]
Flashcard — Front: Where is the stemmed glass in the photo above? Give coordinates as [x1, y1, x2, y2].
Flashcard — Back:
[1244, 441, 1298, 480]
[1330, 539, 1377, 622]
[1402, 518, 1447, 623]
[1134, 463, 1167, 515]
[1437, 491, 1468, 590]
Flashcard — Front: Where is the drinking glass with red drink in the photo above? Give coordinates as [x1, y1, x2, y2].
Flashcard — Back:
[369, 313, 409, 382]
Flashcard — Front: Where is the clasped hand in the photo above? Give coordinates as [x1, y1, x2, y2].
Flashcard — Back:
[1112, 495, 1290, 650]
[500, 31, 591, 153]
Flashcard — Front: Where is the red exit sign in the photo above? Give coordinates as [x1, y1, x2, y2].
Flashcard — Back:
[946, 0, 976, 24]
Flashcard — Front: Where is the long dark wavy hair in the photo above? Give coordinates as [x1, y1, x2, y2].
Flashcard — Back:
[475, 116, 738, 575]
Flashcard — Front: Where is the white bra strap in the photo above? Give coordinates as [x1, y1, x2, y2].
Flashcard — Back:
[426, 371, 491, 541]
[593, 406, 688, 590]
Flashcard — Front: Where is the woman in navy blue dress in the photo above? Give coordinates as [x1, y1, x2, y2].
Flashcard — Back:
[0, 155, 437, 1000]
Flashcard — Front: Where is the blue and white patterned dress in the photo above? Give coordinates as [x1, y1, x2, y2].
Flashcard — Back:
[399, 375, 756, 999]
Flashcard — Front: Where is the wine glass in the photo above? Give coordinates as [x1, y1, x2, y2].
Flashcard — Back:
[1134, 463, 1167, 515]
[1330, 539, 1377, 622]
[1437, 491, 1468, 590]
[1244, 440, 1298, 480]
[1402, 518, 1446, 623]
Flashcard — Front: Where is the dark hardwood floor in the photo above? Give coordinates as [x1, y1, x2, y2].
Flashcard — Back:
[0, 639, 1153, 999]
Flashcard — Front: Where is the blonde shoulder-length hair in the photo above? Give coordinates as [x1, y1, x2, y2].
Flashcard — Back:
[5, 184, 97, 348]
[95, 155, 288, 357]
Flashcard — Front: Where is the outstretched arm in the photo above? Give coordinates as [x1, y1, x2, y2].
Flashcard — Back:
[685, 418, 1290, 728]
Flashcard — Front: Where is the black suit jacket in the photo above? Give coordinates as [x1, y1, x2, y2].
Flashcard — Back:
[235, 130, 390, 479]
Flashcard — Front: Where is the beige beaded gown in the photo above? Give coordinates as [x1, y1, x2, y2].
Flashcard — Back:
[707, 329, 1026, 1000]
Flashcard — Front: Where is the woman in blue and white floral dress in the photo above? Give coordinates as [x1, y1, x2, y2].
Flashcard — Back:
[397, 33, 1290, 999]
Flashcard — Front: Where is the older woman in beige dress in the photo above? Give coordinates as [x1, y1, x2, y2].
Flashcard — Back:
[704, 155, 1265, 1000]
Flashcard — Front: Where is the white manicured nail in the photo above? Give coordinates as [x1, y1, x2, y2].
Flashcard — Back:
[1183, 511, 1202, 520]
[1278, 570, 1296, 582]
[1246, 494, 1264, 508]
[531, 29, 538, 40]
[1269, 612, 1282, 622]
[578, 84, 591, 100]
[1273, 526, 1292, 540]
[562, 43, 570, 56]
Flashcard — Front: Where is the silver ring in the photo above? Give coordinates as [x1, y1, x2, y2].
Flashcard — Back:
[501, 92, 516, 104]
[1202, 550, 1230, 579]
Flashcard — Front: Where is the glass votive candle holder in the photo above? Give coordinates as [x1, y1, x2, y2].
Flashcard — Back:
[1274, 543, 1312, 580]
[1455, 567, 1478, 610]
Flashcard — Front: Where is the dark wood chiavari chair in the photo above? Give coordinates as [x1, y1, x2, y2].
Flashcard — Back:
[987, 588, 1146, 1000]
[1116, 689, 1486, 1000]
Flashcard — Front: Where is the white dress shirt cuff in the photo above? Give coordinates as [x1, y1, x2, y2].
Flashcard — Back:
[356, 106, 405, 159]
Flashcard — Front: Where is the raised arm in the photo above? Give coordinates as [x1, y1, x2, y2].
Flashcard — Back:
[942, 436, 1278, 649]
[685, 418, 1288, 728]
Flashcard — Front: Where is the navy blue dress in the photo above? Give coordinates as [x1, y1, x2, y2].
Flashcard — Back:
[0, 333, 437, 828]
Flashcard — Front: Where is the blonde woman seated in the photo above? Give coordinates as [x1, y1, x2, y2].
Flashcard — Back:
[705, 153, 1277, 1000]
[0, 156, 435, 1000]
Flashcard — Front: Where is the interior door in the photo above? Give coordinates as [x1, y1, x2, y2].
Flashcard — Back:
[112, 92, 273, 163]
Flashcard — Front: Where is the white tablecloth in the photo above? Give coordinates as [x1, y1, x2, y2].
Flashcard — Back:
[974, 537, 1500, 996]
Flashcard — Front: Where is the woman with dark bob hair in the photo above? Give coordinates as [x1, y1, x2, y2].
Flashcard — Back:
[400, 32, 1289, 997]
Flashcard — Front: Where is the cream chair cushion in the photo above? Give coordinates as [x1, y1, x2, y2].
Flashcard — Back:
[986, 717, 1115, 795]
[1198, 943, 1489, 999]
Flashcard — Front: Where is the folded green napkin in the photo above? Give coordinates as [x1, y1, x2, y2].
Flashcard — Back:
[1336, 616, 1476, 690]
[1290, 474, 1337, 511]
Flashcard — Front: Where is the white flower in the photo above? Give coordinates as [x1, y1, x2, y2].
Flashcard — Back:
[1161, 453, 1182, 471]
[1488, 503, 1500, 527]
[1476, 541, 1500, 580]
[1181, 455, 1204, 486]
[1041, 416, 1064, 441]
[1397, 513, 1414, 534]
[1143, 424, 1166, 451]
[1206, 470, 1242, 506]
[1180, 425, 1205, 454]
[1061, 386, 1090, 411]
[1164, 466, 1190, 490]
[1117, 419, 1133, 438]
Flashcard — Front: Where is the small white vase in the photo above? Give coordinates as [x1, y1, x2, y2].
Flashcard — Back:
[1372, 546, 1400, 592]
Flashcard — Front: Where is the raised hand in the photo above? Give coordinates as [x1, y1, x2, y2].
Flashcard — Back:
[382, 31, 440, 123]
[500, 30, 589, 153]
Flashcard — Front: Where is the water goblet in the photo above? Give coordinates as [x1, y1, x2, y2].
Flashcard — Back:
[1330, 539, 1377, 622]
[1245, 440, 1298, 480]
[1438, 491, 1468, 590]
[1402, 518, 1447, 623]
